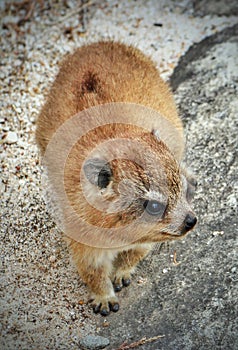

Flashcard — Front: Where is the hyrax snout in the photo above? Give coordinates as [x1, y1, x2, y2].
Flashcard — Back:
[36, 41, 197, 316]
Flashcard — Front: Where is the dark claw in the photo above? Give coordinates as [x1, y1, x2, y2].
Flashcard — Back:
[93, 303, 102, 314]
[110, 302, 119, 313]
[122, 278, 131, 287]
[114, 284, 123, 292]
[100, 308, 110, 317]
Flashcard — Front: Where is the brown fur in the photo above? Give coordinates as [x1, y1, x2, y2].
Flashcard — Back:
[36, 41, 183, 154]
[36, 41, 197, 316]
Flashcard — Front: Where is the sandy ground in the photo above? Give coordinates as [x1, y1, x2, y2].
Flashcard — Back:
[1, 1, 237, 349]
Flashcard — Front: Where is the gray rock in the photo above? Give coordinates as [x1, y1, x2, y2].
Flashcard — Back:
[170, 24, 238, 91]
[192, 0, 238, 17]
[80, 335, 110, 350]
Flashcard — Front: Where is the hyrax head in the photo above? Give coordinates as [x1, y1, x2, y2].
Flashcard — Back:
[65, 122, 197, 246]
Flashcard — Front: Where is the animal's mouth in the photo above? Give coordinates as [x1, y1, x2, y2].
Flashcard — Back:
[161, 231, 187, 238]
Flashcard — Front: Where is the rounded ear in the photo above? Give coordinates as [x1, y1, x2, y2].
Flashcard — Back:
[182, 167, 197, 203]
[83, 158, 112, 188]
[186, 177, 197, 202]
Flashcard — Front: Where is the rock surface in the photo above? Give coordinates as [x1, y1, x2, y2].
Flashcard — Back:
[192, 0, 238, 17]
[80, 335, 110, 350]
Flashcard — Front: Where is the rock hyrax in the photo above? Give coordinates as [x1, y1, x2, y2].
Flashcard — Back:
[36, 41, 197, 316]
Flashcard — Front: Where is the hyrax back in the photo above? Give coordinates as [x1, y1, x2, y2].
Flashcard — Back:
[36, 41, 197, 316]
[36, 41, 183, 155]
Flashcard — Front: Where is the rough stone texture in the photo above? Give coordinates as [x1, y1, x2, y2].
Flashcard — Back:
[99, 24, 238, 350]
[80, 335, 110, 349]
[170, 24, 238, 90]
[192, 0, 238, 17]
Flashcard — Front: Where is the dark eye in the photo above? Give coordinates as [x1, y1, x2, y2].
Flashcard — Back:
[143, 200, 166, 217]
[98, 167, 111, 188]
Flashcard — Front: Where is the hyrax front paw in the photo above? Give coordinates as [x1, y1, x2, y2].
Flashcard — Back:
[90, 295, 119, 316]
[113, 272, 131, 292]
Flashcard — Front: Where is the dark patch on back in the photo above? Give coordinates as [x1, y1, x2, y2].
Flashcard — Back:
[82, 71, 98, 93]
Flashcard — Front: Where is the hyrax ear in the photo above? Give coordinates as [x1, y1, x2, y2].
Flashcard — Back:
[182, 167, 197, 203]
[186, 176, 197, 202]
[83, 158, 112, 188]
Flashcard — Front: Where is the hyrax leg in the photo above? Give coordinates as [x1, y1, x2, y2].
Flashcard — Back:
[66, 238, 119, 316]
[112, 247, 151, 292]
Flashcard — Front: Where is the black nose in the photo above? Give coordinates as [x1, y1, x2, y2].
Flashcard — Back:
[184, 213, 197, 231]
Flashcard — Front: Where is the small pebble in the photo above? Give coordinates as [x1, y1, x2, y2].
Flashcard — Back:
[137, 276, 147, 285]
[5, 131, 18, 144]
[79, 335, 110, 350]
[212, 231, 224, 236]
[49, 255, 56, 263]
